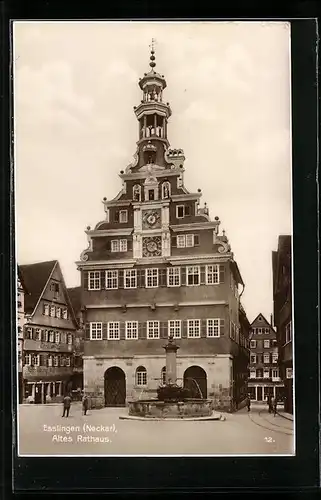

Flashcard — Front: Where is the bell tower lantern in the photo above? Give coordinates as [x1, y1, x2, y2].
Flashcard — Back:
[133, 40, 172, 169]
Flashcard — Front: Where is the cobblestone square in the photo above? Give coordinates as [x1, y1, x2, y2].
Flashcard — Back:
[18, 403, 294, 456]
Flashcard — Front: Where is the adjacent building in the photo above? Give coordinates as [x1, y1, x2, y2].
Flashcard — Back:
[248, 313, 284, 402]
[272, 235, 293, 413]
[77, 48, 250, 412]
[19, 260, 79, 403]
[17, 267, 28, 403]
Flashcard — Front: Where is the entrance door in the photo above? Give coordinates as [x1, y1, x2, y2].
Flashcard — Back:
[183, 366, 207, 399]
[34, 384, 42, 404]
[257, 386, 263, 401]
[104, 367, 126, 407]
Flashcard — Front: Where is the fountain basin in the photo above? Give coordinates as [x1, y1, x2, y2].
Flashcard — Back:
[128, 398, 213, 419]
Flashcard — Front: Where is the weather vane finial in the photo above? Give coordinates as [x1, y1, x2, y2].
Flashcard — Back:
[149, 38, 156, 52]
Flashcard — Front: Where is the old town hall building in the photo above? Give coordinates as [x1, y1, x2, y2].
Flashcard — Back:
[77, 48, 250, 412]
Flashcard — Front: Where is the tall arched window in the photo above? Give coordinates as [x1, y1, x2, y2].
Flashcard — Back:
[136, 366, 147, 386]
[162, 181, 171, 199]
[161, 366, 166, 385]
[133, 184, 141, 202]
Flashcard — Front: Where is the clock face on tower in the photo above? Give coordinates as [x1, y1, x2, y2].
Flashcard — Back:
[142, 209, 161, 229]
[142, 236, 162, 257]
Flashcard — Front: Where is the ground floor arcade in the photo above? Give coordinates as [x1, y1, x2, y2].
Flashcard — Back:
[84, 354, 247, 412]
[247, 383, 285, 402]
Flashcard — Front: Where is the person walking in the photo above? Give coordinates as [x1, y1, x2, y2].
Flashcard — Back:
[82, 393, 89, 416]
[271, 396, 277, 417]
[247, 395, 251, 412]
[62, 394, 71, 418]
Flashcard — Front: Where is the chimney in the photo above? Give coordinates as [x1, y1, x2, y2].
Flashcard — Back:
[270, 314, 273, 327]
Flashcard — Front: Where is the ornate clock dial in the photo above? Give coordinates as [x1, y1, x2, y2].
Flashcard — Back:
[142, 236, 162, 257]
[142, 209, 161, 229]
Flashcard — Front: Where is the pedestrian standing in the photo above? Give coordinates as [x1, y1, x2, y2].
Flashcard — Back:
[82, 394, 89, 416]
[267, 394, 272, 413]
[247, 395, 251, 412]
[62, 394, 71, 417]
[271, 396, 277, 417]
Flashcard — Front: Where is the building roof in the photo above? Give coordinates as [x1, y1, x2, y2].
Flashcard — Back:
[17, 266, 29, 294]
[67, 286, 82, 316]
[19, 260, 57, 314]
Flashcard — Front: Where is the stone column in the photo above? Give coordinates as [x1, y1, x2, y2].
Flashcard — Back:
[163, 336, 180, 385]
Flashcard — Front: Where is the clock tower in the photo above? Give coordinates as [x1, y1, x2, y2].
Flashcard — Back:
[77, 44, 250, 413]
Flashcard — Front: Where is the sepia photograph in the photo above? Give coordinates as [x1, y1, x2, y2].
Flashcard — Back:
[14, 20, 294, 457]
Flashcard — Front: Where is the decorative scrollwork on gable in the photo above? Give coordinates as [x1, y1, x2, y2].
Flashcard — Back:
[125, 147, 139, 173]
[213, 232, 231, 254]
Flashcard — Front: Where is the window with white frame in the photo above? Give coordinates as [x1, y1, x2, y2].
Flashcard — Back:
[105, 270, 118, 289]
[167, 267, 180, 287]
[62, 308, 68, 319]
[187, 266, 200, 286]
[285, 321, 292, 343]
[263, 353, 270, 364]
[185, 234, 194, 247]
[124, 269, 137, 289]
[55, 332, 60, 343]
[108, 322, 120, 340]
[187, 319, 201, 338]
[206, 264, 219, 284]
[56, 307, 61, 319]
[44, 304, 49, 316]
[168, 320, 181, 339]
[250, 354, 257, 364]
[34, 354, 40, 366]
[125, 321, 138, 340]
[119, 210, 128, 223]
[25, 354, 32, 366]
[176, 205, 185, 218]
[272, 352, 278, 363]
[60, 357, 65, 367]
[53, 355, 59, 367]
[263, 339, 270, 348]
[257, 328, 262, 334]
[206, 319, 220, 337]
[146, 268, 158, 288]
[265, 328, 270, 334]
[272, 368, 279, 379]
[65, 357, 71, 367]
[177, 234, 186, 248]
[50, 305, 55, 317]
[90, 322, 103, 340]
[250, 340, 257, 348]
[286, 367, 293, 379]
[256, 368, 263, 378]
[263, 368, 270, 378]
[88, 271, 101, 290]
[35, 328, 41, 341]
[249, 368, 256, 378]
[111, 239, 128, 253]
[49, 330, 54, 342]
[136, 366, 147, 386]
[47, 355, 53, 367]
[67, 334, 72, 345]
[147, 321, 160, 339]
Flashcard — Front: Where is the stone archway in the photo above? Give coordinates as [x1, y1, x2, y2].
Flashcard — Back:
[104, 367, 126, 407]
[183, 366, 207, 399]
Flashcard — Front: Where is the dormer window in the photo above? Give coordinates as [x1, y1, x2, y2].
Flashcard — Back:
[133, 184, 141, 202]
[119, 210, 128, 223]
[162, 181, 171, 199]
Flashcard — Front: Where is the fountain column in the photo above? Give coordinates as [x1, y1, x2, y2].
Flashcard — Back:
[163, 335, 180, 385]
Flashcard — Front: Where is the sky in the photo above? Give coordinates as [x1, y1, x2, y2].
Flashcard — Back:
[13, 21, 292, 323]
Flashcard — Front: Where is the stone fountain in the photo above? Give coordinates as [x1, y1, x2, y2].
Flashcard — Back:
[125, 335, 222, 420]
